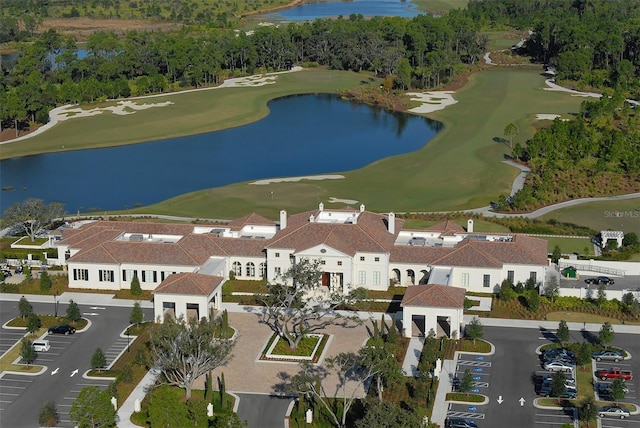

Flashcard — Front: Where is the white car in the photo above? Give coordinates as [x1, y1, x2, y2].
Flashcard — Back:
[543, 360, 573, 372]
[598, 406, 630, 419]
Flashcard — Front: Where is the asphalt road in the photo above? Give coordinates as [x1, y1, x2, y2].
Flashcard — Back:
[0, 300, 153, 428]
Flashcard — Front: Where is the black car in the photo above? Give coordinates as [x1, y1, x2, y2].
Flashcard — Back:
[48, 324, 76, 335]
[584, 276, 614, 285]
[445, 418, 478, 428]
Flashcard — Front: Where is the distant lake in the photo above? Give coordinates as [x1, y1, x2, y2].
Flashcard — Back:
[265, 0, 423, 20]
[0, 94, 441, 214]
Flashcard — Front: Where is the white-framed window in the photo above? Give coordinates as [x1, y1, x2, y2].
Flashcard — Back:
[320, 260, 326, 265]
[337, 261, 342, 266]
[461, 273, 469, 288]
[232, 261, 242, 276]
[358, 270, 366, 285]
[73, 269, 89, 281]
[373, 271, 381, 286]
[374, 257, 380, 262]
[530, 271, 537, 282]
[141, 270, 155, 283]
[275, 252, 280, 258]
[507, 270, 515, 284]
[246, 262, 255, 277]
[360, 256, 365, 261]
[99, 270, 114, 282]
[259, 263, 266, 278]
[483, 274, 491, 288]
[274, 267, 281, 276]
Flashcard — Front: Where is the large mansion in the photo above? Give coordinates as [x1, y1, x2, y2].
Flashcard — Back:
[52, 203, 549, 327]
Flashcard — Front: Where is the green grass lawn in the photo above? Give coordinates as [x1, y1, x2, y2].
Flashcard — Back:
[539, 198, 640, 235]
[546, 237, 594, 256]
[0, 69, 372, 160]
[4, 67, 587, 220]
[123, 68, 586, 219]
[414, 0, 469, 13]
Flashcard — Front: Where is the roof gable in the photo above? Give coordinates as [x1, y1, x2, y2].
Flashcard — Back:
[154, 273, 223, 296]
[401, 285, 466, 308]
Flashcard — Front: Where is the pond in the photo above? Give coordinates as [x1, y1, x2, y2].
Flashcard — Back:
[264, 0, 423, 21]
[0, 94, 441, 214]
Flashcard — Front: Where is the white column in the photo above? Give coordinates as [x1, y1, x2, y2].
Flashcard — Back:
[402, 309, 412, 337]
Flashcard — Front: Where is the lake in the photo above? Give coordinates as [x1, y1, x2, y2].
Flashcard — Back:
[265, 0, 423, 20]
[0, 94, 441, 214]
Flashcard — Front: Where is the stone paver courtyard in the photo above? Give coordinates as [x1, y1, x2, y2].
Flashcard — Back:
[194, 309, 371, 397]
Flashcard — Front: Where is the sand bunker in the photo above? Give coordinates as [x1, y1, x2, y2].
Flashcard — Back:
[543, 79, 602, 98]
[251, 174, 345, 185]
[219, 66, 303, 88]
[535, 113, 570, 121]
[406, 91, 458, 114]
[328, 197, 359, 205]
[54, 100, 174, 121]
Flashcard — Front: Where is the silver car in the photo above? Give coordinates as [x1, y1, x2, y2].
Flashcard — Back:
[543, 360, 573, 373]
[598, 406, 630, 419]
[592, 350, 625, 362]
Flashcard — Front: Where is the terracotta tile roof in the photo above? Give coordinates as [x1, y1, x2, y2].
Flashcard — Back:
[70, 241, 201, 266]
[153, 273, 223, 296]
[227, 213, 275, 231]
[425, 220, 466, 233]
[390, 246, 453, 263]
[432, 240, 503, 268]
[401, 285, 466, 308]
[267, 209, 402, 255]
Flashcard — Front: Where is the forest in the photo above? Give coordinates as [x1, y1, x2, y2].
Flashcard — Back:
[0, 11, 485, 130]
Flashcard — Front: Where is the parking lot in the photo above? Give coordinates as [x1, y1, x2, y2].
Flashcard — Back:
[0, 300, 153, 428]
[447, 353, 494, 424]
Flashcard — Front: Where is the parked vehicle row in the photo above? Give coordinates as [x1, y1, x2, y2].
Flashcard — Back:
[592, 349, 625, 362]
[584, 276, 614, 285]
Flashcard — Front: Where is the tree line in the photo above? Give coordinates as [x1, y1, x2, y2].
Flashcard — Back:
[467, 0, 640, 95]
[497, 92, 640, 211]
[0, 12, 486, 135]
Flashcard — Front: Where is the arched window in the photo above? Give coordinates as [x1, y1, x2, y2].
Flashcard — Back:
[246, 262, 255, 277]
[232, 261, 242, 276]
[259, 263, 267, 279]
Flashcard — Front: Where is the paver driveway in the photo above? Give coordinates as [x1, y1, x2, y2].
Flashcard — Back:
[194, 311, 371, 396]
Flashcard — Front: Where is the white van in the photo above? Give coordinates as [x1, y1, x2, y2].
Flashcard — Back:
[33, 340, 50, 352]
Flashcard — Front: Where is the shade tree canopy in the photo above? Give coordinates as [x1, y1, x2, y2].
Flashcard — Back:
[257, 258, 366, 350]
[2, 198, 64, 242]
[149, 315, 235, 400]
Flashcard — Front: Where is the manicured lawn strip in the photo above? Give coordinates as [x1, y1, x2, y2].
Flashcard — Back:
[539, 198, 640, 235]
[271, 335, 320, 357]
[366, 286, 407, 300]
[546, 237, 594, 256]
[0, 69, 371, 161]
[224, 279, 268, 293]
[446, 393, 484, 402]
[7, 315, 88, 330]
[125, 68, 586, 219]
[575, 364, 594, 400]
[544, 312, 628, 324]
[0, 328, 46, 374]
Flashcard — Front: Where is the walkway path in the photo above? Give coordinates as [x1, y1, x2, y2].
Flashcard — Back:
[402, 337, 424, 377]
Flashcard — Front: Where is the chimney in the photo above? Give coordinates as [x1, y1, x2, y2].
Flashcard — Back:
[360, 203, 365, 212]
[319, 202, 324, 212]
[467, 219, 474, 233]
[280, 210, 287, 230]
[388, 212, 395, 234]
[309, 214, 315, 222]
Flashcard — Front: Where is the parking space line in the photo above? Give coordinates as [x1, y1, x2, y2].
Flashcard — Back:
[0, 378, 32, 383]
[446, 411, 485, 419]
[0, 392, 20, 396]
[0, 385, 26, 389]
[458, 360, 492, 367]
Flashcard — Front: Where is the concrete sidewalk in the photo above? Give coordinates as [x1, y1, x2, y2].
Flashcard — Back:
[402, 337, 424, 377]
